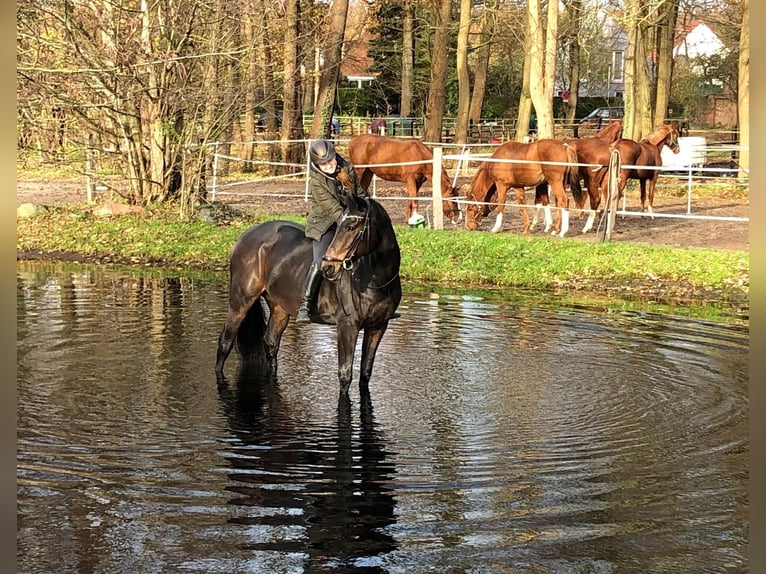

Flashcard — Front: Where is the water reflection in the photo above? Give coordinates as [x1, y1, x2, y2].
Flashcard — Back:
[217, 368, 398, 571]
[16, 262, 748, 573]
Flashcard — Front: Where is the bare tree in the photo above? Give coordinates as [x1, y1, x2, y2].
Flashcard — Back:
[562, 0, 582, 125]
[279, 0, 306, 170]
[401, 0, 415, 117]
[424, 0, 453, 143]
[454, 0, 473, 144]
[737, 0, 748, 178]
[310, 0, 351, 139]
[468, 3, 494, 125]
[526, 0, 559, 139]
[652, 0, 680, 127]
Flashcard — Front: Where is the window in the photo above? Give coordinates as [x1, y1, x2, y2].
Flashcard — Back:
[611, 51, 624, 82]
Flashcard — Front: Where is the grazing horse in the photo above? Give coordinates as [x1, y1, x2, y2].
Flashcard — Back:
[464, 139, 580, 237]
[215, 195, 402, 395]
[611, 123, 681, 214]
[348, 133, 461, 225]
[565, 120, 624, 233]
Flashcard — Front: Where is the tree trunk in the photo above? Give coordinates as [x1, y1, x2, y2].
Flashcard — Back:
[424, 0, 453, 143]
[652, 0, 679, 127]
[526, 0, 558, 139]
[242, 4, 258, 173]
[280, 0, 306, 172]
[738, 0, 749, 178]
[468, 4, 493, 125]
[454, 0, 473, 145]
[563, 0, 582, 124]
[517, 26, 533, 142]
[310, 0, 350, 139]
[401, 0, 415, 117]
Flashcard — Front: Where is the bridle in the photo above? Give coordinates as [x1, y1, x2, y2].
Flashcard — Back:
[321, 208, 370, 273]
[667, 128, 680, 152]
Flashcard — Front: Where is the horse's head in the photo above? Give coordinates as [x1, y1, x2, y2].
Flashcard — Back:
[443, 186, 462, 224]
[321, 196, 370, 281]
[664, 123, 681, 154]
[464, 168, 494, 230]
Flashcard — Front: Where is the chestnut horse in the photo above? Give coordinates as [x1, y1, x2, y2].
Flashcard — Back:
[348, 134, 461, 225]
[611, 123, 681, 214]
[565, 120, 624, 233]
[464, 139, 579, 237]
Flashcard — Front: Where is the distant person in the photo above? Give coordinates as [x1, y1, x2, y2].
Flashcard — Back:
[296, 139, 367, 323]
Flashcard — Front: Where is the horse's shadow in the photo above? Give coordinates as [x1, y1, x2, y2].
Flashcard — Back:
[217, 366, 399, 570]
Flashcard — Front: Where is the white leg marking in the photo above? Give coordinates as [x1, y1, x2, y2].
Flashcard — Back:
[491, 212, 504, 233]
[543, 205, 553, 233]
[582, 210, 596, 233]
[557, 209, 570, 237]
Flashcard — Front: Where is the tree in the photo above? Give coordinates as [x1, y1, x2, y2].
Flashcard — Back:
[401, 0, 415, 116]
[279, 0, 306, 171]
[737, 0, 748, 177]
[468, 2, 494, 125]
[454, 0, 474, 144]
[17, 0, 246, 211]
[310, 0, 351, 139]
[525, 0, 559, 139]
[424, 0, 454, 142]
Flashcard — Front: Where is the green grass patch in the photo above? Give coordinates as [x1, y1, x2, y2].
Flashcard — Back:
[17, 205, 749, 306]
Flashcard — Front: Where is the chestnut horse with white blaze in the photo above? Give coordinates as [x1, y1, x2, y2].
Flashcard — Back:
[611, 123, 681, 214]
[348, 134, 461, 225]
[565, 120, 624, 233]
[464, 139, 579, 237]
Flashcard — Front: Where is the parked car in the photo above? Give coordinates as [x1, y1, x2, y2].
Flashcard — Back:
[573, 107, 624, 137]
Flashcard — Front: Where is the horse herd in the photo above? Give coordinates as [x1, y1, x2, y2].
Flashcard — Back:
[215, 121, 682, 395]
[348, 122, 681, 237]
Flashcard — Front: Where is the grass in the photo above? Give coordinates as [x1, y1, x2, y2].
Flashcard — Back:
[16, 202, 749, 308]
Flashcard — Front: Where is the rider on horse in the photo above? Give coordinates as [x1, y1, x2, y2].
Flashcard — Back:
[296, 139, 367, 323]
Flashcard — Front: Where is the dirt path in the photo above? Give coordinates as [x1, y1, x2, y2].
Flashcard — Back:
[16, 177, 749, 252]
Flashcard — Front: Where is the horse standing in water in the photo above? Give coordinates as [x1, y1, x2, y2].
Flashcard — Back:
[464, 139, 580, 237]
[565, 120, 624, 233]
[215, 195, 402, 395]
[348, 134, 461, 225]
[611, 123, 681, 214]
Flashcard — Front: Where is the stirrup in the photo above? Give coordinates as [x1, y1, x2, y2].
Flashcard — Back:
[295, 305, 311, 324]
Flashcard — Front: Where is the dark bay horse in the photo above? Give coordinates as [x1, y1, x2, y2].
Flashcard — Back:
[565, 120, 623, 233]
[348, 133, 461, 225]
[611, 123, 681, 214]
[215, 195, 402, 395]
[464, 138, 580, 237]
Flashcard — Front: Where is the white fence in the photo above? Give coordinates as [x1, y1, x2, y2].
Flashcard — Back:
[208, 138, 749, 238]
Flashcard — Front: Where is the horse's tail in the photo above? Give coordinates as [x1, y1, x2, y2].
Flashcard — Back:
[565, 144, 586, 208]
[236, 299, 268, 366]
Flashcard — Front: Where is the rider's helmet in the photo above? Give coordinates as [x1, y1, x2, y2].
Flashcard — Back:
[309, 139, 336, 164]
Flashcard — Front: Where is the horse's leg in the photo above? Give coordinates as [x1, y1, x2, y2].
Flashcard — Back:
[490, 183, 509, 233]
[550, 181, 570, 237]
[263, 304, 290, 375]
[405, 179, 419, 222]
[215, 298, 256, 379]
[645, 175, 657, 217]
[336, 321, 361, 394]
[639, 178, 648, 213]
[581, 172, 601, 234]
[359, 324, 389, 394]
[530, 183, 549, 231]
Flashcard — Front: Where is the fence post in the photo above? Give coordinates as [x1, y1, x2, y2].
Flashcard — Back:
[432, 146, 444, 230]
[211, 142, 220, 202]
[602, 148, 621, 242]
[85, 133, 96, 202]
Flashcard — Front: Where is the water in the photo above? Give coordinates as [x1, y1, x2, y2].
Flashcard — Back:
[17, 262, 749, 573]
